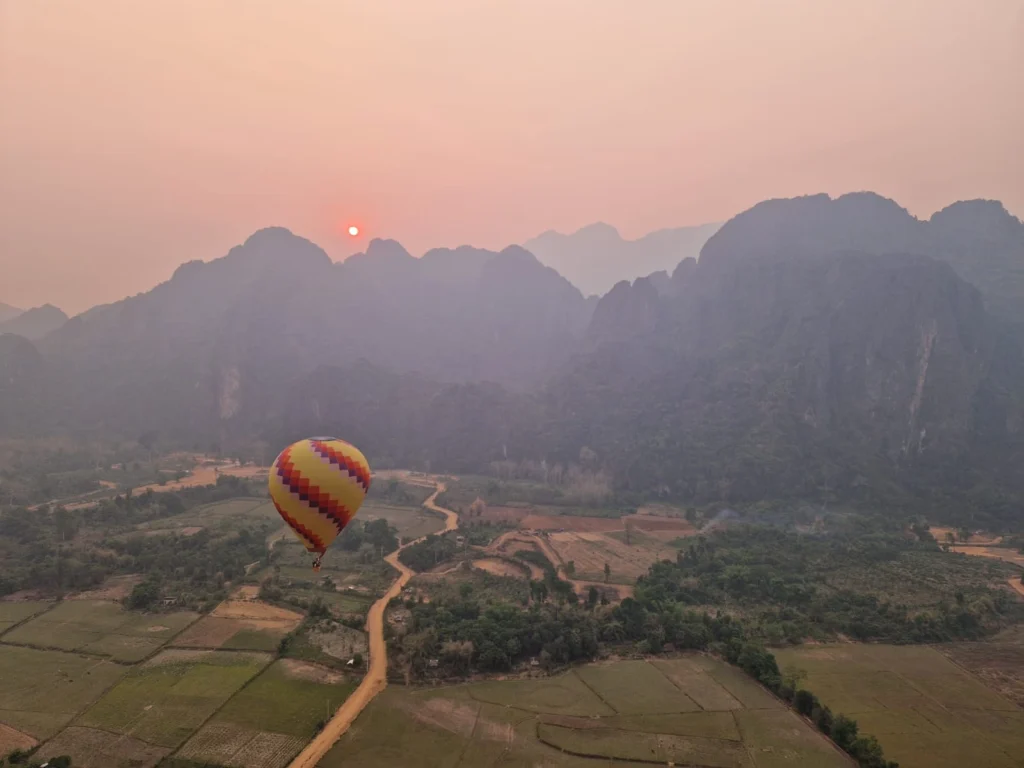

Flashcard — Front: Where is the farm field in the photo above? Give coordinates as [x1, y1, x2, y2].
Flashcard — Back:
[177, 659, 357, 768]
[75, 649, 270, 750]
[171, 596, 302, 653]
[360, 502, 447, 541]
[3, 599, 199, 662]
[131, 497, 278, 535]
[0, 600, 52, 635]
[0, 644, 127, 740]
[320, 656, 849, 768]
[938, 624, 1024, 707]
[773, 643, 1024, 768]
[547, 529, 675, 583]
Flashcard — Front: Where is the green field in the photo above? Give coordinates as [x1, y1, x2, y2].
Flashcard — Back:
[174, 659, 355, 768]
[774, 644, 1024, 768]
[132, 497, 277, 534]
[216, 659, 357, 738]
[76, 650, 270, 748]
[3, 599, 198, 661]
[321, 656, 848, 768]
[360, 502, 447, 540]
[0, 600, 52, 635]
[0, 644, 127, 739]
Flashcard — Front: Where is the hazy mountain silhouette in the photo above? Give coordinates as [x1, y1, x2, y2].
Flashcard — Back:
[3, 193, 1022, 522]
[700, 192, 1024, 329]
[523, 221, 720, 296]
[34, 228, 591, 440]
[0, 302, 22, 324]
[0, 304, 68, 340]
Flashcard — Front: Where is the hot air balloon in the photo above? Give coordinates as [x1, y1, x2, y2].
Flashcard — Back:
[269, 437, 371, 571]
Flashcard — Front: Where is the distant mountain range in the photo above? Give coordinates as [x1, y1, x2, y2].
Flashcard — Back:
[523, 221, 721, 297]
[0, 304, 67, 340]
[2, 192, 1022, 523]
[0, 303, 22, 324]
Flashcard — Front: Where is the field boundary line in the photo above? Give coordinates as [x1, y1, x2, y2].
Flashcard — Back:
[0, 599, 61, 640]
[0, 639, 135, 665]
[928, 643, 1024, 713]
[568, 668, 618, 714]
[163, 651, 276, 760]
[886, 659, 1019, 765]
[452, 700, 484, 768]
[648, 657, 705, 711]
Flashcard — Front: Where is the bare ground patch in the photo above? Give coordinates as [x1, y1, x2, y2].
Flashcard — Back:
[0, 722, 36, 755]
[472, 558, 529, 579]
[212, 600, 303, 625]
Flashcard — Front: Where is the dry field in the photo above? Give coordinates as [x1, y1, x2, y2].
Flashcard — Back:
[0, 722, 36, 755]
[171, 598, 302, 652]
[548, 530, 675, 583]
[35, 726, 169, 768]
[322, 656, 848, 768]
[774, 643, 1023, 768]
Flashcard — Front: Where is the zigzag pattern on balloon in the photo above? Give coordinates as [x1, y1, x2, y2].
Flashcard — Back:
[311, 439, 372, 492]
[276, 446, 353, 533]
[271, 498, 325, 552]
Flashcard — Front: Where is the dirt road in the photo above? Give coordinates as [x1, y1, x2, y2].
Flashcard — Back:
[287, 479, 457, 768]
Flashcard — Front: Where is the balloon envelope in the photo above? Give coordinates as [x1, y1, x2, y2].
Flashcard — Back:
[268, 437, 371, 569]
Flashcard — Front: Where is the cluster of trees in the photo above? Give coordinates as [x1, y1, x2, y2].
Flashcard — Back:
[400, 570, 901, 767]
[336, 518, 399, 556]
[2, 748, 71, 767]
[637, 525, 1019, 644]
[397, 532, 460, 571]
[0, 476, 271, 608]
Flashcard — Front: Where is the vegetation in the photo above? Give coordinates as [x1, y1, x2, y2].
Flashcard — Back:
[640, 524, 1020, 644]
[396, 532, 459, 571]
[0, 477, 271, 608]
[322, 659, 851, 768]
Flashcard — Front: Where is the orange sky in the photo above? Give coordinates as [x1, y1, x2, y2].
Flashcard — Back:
[1, 0, 1022, 314]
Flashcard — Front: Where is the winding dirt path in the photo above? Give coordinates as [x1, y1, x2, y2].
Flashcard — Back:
[287, 478, 457, 768]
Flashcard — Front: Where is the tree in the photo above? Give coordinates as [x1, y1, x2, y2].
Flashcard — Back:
[603, 562, 611, 583]
[565, 560, 576, 577]
[793, 689, 816, 716]
[958, 527, 972, 543]
[830, 714, 858, 751]
[352, 652, 364, 667]
[126, 578, 160, 610]
[587, 586, 599, 608]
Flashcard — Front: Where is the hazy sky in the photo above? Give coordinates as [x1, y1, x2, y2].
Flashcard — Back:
[2, 1, 1022, 314]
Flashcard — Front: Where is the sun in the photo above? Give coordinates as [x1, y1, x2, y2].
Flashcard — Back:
[348, 225, 360, 237]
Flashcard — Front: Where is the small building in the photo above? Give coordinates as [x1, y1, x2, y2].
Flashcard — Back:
[427, 658, 439, 668]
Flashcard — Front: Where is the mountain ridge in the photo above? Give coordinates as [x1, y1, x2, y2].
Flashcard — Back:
[523, 221, 721, 296]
